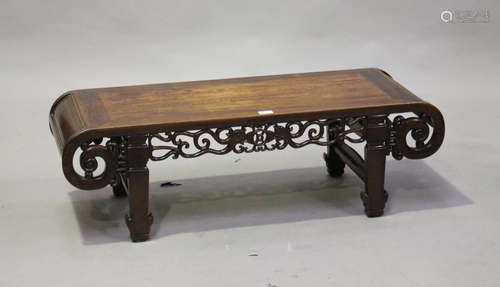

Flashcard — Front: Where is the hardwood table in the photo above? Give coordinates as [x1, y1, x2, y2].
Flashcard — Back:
[49, 68, 445, 242]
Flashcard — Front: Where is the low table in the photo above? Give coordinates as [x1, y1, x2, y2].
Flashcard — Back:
[49, 68, 445, 242]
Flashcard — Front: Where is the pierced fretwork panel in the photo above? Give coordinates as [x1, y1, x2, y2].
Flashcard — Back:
[148, 118, 366, 161]
[60, 111, 443, 190]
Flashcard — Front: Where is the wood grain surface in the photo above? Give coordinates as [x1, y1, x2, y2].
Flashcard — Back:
[50, 68, 432, 153]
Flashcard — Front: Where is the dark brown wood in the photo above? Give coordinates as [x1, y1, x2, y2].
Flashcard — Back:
[110, 137, 128, 198]
[332, 142, 365, 181]
[124, 135, 153, 242]
[324, 121, 346, 177]
[112, 182, 127, 198]
[361, 115, 390, 217]
[49, 68, 445, 242]
[148, 118, 366, 160]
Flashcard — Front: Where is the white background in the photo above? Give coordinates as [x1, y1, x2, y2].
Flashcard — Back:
[1, 1, 499, 286]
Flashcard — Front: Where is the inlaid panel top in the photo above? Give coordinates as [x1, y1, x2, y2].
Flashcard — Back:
[50, 68, 433, 152]
[60, 68, 422, 128]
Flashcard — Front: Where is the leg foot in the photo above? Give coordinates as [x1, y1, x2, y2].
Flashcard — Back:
[126, 213, 153, 242]
[125, 167, 153, 242]
[361, 190, 388, 217]
[323, 152, 345, 177]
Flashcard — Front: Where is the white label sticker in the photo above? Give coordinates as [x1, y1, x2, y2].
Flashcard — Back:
[258, 110, 274, 115]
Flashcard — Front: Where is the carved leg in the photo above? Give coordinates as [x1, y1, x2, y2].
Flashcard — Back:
[108, 137, 128, 198]
[124, 136, 153, 242]
[324, 122, 346, 177]
[361, 116, 389, 217]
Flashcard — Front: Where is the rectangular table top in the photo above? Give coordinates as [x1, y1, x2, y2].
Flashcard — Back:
[64, 68, 423, 130]
[50, 68, 432, 153]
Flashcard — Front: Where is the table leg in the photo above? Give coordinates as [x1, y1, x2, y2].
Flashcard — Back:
[361, 116, 389, 217]
[324, 122, 346, 177]
[110, 137, 128, 198]
[124, 135, 153, 242]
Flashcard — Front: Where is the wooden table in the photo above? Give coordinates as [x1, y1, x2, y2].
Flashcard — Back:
[49, 68, 445, 242]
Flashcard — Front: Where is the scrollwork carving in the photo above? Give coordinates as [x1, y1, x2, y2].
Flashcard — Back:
[147, 109, 443, 163]
[62, 137, 126, 190]
[58, 108, 443, 190]
[148, 118, 366, 161]
[389, 110, 445, 160]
